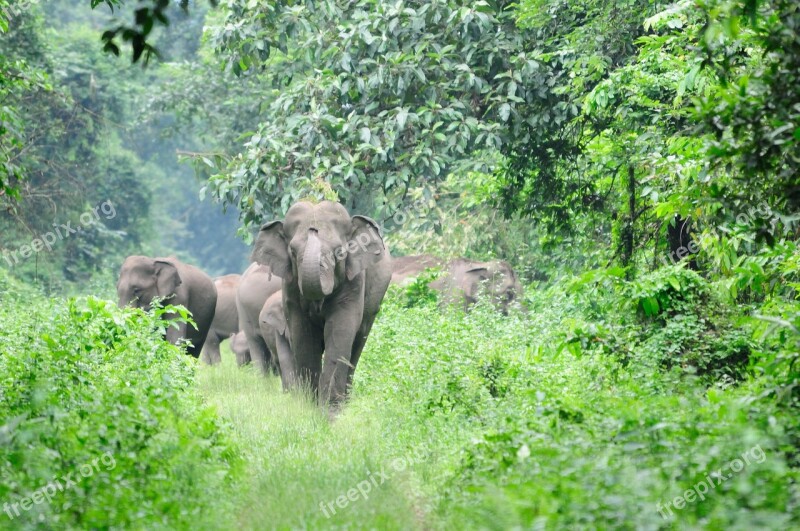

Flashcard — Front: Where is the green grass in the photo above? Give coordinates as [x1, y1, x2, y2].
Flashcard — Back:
[2, 269, 799, 529]
[197, 353, 426, 530]
[197, 288, 799, 529]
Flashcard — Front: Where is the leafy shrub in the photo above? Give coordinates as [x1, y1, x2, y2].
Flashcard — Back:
[0, 296, 241, 529]
[628, 265, 710, 319]
[355, 292, 799, 529]
[399, 268, 442, 309]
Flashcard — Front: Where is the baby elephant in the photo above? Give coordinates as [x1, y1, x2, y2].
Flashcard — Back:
[229, 331, 251, 366]
[117, 255, 217, 357]
[258, 291, 296, 391]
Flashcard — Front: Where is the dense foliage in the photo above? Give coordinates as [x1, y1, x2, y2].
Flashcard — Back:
[0, 0, 799, 527]
[0, 0, 247, 290]
[0, 274, 240, 528]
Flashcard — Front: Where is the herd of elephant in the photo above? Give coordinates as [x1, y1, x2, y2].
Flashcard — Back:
[116, 201, 523, 410]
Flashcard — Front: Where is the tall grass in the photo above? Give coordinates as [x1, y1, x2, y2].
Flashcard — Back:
[1, 268, 797, 528]
[198, 286, 798, 528]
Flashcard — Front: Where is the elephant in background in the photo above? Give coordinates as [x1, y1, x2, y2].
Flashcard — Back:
[202, 274, 241, 365]
[252, 200, 391, 408]
[229, 331, 251, 366]
[258, 291, 296, 391]
[389, 254, 443, 286]
[117, 255, 217, 358]
[431, 258, 524, 315]
[236, 262, 282, 374]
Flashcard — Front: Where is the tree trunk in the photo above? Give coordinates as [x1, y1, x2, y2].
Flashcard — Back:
[622, 165, 636, 279]
[667, 215, 698, 270]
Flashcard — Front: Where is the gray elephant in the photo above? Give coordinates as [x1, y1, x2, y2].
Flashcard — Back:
[229, 330, 251, 366]
[202, 274, 241, 365]
[117, 255, 217, 358]
[235, 262, 282, 374]
[258, 290, 296, 391]
[252, 200, 391, 407]
[389, 254, 443, 286]
[430, 258, 524, 315]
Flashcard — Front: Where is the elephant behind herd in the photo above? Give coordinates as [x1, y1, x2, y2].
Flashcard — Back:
[390, 254, 524, 315]
[116, 201, 524, 410]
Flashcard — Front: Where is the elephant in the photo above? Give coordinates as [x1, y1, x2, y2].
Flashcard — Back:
[235, 261, 282, 374]
[389, 254, 443, 286]
[202, 274, 241, 365]
[429, 258, 524, 315]
[251, 200, 391, 408]
[117, 255, 217, 358]
[258, 290, 296, 391]
[229, 330, 251, 366]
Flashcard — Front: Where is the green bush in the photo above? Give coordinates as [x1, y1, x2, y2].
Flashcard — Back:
[357, 289, 799, 529]
[0, 295, 241, 529]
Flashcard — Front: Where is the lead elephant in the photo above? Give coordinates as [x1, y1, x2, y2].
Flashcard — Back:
[252, 200, 391, 408]
[235, 262, 282, 374]
[117, 255, 217, 358]
[430, 258, 523, 315]
[258, 291, 296, 391]
[389, 254, 443, 286]
[202, 274, 241, 365]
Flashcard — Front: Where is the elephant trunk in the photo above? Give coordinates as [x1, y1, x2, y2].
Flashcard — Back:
[299, 229, 334, 300]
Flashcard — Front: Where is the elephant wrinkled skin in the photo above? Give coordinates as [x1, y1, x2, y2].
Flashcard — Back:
[117, 255, 217, 358]
[252, 201, 391, 408]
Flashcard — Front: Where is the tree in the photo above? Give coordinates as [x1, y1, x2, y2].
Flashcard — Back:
[204, 0, 548, 232]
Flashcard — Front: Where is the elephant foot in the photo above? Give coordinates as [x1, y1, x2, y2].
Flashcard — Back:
[324, 402, 344, 422]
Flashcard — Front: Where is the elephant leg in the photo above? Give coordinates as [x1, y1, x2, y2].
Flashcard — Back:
[320, 317, 358, 407]
[275, 332, 296, 391]
[165, 319, 188, 348]
[269, 353, 281, 377]
[186, 331, 207, 359]
[247, 334, 271, 375]
[346, 330, 368, 392]
[287, 313, 323, 397]
[202, 331, 222, 365]
[346, 314, 379, 392]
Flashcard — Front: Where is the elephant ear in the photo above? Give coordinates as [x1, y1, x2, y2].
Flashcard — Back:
[346, 215, 385, 281]
[464, 266, 490, 300]
[252, 221, 292, 281]
[154, 260, 181, 298]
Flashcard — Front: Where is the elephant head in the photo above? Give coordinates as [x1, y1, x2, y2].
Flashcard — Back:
[117, 255, 181, 310]
[251, 201, 385, 300]
[463, 260, 522, 315]
[229, 331, 251, 366]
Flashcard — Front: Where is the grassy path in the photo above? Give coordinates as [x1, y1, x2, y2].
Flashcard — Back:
[197, 353, 427, 530]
